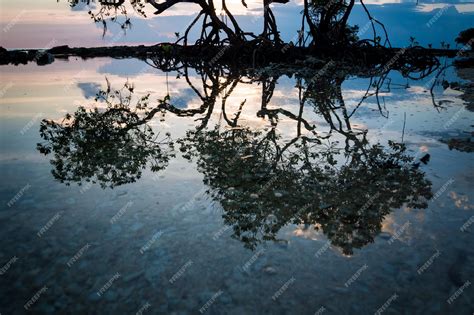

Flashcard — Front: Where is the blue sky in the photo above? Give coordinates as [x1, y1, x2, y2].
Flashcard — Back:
[0, 0, 473, 48]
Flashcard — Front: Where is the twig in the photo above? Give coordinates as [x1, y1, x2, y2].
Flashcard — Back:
[401, 112, 406, 142]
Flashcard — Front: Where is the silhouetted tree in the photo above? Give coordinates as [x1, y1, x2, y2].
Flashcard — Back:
[65, 0, 389, 48]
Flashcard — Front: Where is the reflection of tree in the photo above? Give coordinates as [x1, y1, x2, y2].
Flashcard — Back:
[38, 65, 433, 254]
[37, 82, 175, 188]
[178, 124, 432, 254]
[304, 141, 431, 255]
[175, 67, 432, 254]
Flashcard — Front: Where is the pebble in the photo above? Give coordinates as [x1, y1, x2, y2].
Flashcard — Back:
[263, 266, 277, 275]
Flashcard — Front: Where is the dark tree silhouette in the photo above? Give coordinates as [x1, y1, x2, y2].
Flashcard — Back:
[65, 0, 389, 48]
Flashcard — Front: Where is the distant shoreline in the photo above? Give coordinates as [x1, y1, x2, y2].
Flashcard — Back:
[0, 43, 464, 70]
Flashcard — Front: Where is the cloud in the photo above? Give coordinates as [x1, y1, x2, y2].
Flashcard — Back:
[77, 82, 101, 99]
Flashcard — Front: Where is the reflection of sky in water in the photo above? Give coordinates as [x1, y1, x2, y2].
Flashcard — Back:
[1, 57, 473, 313]
[1, 57, 472, 174]
[0, 0, 472, 48]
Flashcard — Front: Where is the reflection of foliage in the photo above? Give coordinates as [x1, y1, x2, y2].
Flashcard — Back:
[179, 126, 432, 254]
[178, 126, 298, 247]
[308, 141, 431, 254]
[440, 138, 474, 153]
[37, 83, 174, 188]
[38, 64, 435, 254]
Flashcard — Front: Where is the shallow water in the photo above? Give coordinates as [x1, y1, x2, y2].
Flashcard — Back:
[0, 57, 473, 314]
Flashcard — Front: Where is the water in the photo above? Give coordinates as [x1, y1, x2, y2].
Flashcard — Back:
[0, 56, 473, 314]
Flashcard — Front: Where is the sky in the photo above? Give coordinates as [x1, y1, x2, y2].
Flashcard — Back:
[0, 0, 473, 48]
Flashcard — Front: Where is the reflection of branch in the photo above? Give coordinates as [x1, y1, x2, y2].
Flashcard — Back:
[297, 82, 305, 136]
[232, 100, 246, 126]
[257, 108, 317, 133]
[350, 71, 390, 118]
[430, 65, 452, 110]
[221, 79, 242, 126]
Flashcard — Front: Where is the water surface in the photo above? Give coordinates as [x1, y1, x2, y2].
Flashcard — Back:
[0, 56, 473, 314]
